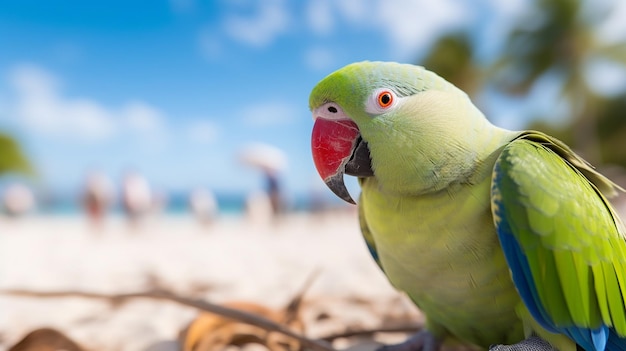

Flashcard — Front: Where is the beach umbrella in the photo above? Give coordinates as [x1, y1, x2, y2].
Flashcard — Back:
[238, 143, 287, 173]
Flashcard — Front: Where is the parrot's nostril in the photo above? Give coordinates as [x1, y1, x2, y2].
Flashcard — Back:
[328, 106, 337, 113]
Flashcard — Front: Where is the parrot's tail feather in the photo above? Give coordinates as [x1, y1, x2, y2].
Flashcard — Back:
[591, 327, 609, 351]
[607, 330, 626, 351]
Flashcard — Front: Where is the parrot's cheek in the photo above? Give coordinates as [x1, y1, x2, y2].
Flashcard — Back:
[311, 118, 360, 204]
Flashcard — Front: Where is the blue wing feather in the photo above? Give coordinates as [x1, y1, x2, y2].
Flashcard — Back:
[608, 330, 626, 351]
[592, 327, 609, 351]
[494, 163, 610, 350]
[491, 138, 621, 351]
[492, 200, 558, 333]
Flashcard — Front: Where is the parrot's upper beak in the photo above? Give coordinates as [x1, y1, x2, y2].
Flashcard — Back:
[311, 114, 373, 204]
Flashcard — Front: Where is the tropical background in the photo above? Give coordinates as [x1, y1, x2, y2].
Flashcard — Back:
[0, 0, 624, 215]
[1, 1, 626, 351]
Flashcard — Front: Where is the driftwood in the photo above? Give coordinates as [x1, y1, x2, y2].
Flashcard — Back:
[0, 288, 334, 351]
[0, 277, 423, 351]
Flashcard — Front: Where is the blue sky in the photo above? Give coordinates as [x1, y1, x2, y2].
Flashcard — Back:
[1, 0, 625, 200]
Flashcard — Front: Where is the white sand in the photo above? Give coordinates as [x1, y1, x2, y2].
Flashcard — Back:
[0, 213, 417, 351]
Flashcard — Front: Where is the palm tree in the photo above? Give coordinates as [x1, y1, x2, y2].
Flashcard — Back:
[593, 93, 626, 167]
[492, 0, 626, 163]
[0, 132, 35, 176]
[420, 32, 483, 97]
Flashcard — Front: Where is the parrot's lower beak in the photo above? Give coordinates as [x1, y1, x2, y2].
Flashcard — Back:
[311, 117, 373, 204]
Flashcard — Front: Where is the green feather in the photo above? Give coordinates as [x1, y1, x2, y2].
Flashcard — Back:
[496, 133, 626, 336]
[553, 250, 585, 325]
[593, 263, 612, 325]
[572, 252, 595, 327]
[528, 248, 572, 325]
[604, 263, 626, 331]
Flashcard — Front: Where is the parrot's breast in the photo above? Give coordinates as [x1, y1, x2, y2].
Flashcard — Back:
[360, 174, 524, 348]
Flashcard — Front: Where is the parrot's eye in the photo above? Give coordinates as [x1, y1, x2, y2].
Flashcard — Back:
[377, 91, 393, 108]
[365, 88, 398, 115]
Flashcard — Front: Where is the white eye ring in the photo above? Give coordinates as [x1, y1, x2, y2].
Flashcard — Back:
[365, 88, 399, 115]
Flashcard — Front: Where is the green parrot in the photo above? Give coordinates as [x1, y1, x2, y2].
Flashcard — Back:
[309, 61, 626, 351]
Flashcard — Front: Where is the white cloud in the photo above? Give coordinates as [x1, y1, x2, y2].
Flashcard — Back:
[595, 0, 626, 44]
[306, 0, 334, 35]
[7, 64, 167, 143]
[223, 0, 291, 47]
[240, 101, 298, 127]
[12, 64, 59, 97]
[334, 0, 368, 23]
[10, 64, 116, 140]
[489, 0, 530, 19]
[122, 102, 166, 133]
[584, 58, 626, 97]
[374, 0, 473, 59]
[305, 0, 473, 61]
[186, 120, 220, 144]
[480, 0, 531, 58]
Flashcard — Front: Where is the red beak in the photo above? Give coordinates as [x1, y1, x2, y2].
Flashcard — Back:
[311, 117, 372, 204]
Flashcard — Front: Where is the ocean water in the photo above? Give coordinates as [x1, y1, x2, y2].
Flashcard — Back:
[34, 191, 320, 216]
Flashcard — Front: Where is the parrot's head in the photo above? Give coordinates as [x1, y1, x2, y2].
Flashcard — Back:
[310, 61, 496, 203]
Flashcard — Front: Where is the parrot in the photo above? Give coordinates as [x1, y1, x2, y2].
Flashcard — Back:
[309, 61, 626, 351]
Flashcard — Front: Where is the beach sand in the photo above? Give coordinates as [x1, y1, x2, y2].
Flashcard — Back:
[0, 212, 420, 351]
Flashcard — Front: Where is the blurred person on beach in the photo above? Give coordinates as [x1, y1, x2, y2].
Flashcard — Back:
[244, 171, 286, 225]
[189, 187, 218, 226]
[266, 170, 283, 216]
[2, 183, 35, 217]
[239, 143, 287, 223]
[121, 171, 152, 226]
[82, 171, 114, 228]
[245, 190, 273, 225]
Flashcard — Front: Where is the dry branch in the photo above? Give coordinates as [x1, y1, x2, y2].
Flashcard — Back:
[0, 288, 335, 351]
[320, 325, 422, 342]
[0, 278, 424, 351]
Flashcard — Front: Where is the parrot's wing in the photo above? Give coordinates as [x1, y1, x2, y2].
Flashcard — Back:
[357, 190, 382, 270]
[491, 133, 626, 351]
